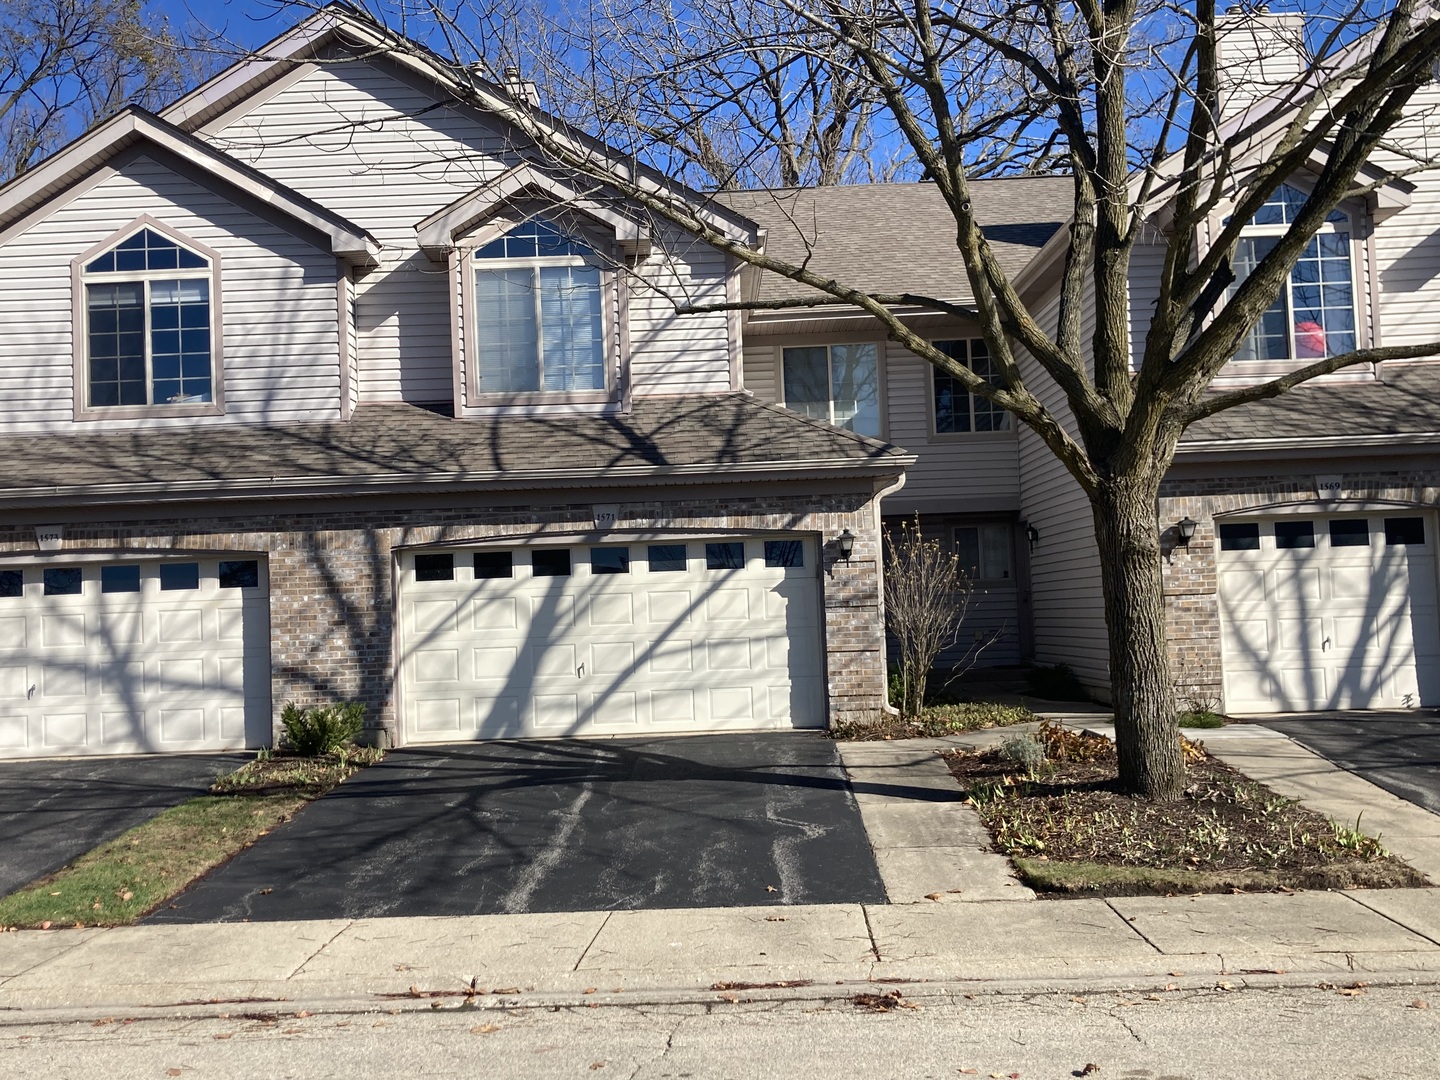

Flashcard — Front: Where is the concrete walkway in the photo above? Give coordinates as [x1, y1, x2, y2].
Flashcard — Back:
[2, 889, 1439, 1019]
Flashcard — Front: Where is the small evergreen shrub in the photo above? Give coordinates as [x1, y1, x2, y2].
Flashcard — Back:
[279, 701, 366, 756]
[1000, 734, 1046, 772]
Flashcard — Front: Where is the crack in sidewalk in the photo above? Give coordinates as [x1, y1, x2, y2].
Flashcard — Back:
[573, 911, 613, 972]
[286, 920, 356, 980]
[1104, 900, 1164, 954]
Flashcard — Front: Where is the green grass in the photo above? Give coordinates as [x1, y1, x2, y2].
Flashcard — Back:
[833, 701, 1035, 740]
[1013, 856, 1427, 896]
[1177, 710, 1226, 729]
[0, 749, 384, 930]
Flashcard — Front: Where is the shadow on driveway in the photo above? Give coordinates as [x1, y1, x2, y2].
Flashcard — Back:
[149, 732, 889, 923]
[0, 753, 247, 897]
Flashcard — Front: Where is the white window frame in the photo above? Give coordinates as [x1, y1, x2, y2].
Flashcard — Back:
[1228, 184, 1363, 377]
[465, 216, 616, 406]
[928, 338, 1012, 438]
[779, 341, 884, 438]
[71, 216, 223, 421]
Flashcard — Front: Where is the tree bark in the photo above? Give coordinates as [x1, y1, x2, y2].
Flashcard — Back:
[1092, 476, 1184, 800]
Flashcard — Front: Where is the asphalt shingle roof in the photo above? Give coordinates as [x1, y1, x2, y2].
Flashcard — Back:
[718, 178, 1072, 305]
[1, 395, 908, 505]
[1182, 365, 1440, 444]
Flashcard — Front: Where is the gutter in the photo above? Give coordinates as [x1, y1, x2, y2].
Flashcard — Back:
[0, 454, 917, 510]
[1175, 431, 1440, 459]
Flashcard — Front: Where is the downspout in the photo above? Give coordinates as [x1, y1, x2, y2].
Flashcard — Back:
[872, 472, 908, 717]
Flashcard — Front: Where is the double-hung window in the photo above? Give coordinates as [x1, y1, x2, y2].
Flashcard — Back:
[80, 226, 215, 410]
[780, 343, 880, 437]
[954, 524, 1013, 582]
[1231, 184, 1357, 363]
[473, 218, 607, 394]
[933, 339, 1010, 433]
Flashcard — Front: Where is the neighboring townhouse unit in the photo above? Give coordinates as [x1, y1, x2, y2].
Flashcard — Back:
[0, 6, 910, 759]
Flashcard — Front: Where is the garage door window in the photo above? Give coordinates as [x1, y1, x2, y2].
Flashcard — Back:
[101, 565, 141, 593]
[159, 563, 200, 591]
[532, 549, 571, 577]
[1218, 523, 1260, 551]
[219, 560, 260, 588]
[1329, 520, 1369, 547]
[1273, 521, 1314, 549]
[1385, 517, 1425, 545]
[474, 551, 513, 579]
[648, 545, 686, 572]
[590, 547, 630, 574]
[764, 540, 804, 568]
[414, 554, 454, 582]
[706, 542, 745, 570]
[0, 570, 21, 597]
[44, 568, 82, 595]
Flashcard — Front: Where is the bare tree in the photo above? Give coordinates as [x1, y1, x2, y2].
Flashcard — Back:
[884, 516, 988, 719]
[0, 0, 206, 178]
[265, 0, 1440, 798]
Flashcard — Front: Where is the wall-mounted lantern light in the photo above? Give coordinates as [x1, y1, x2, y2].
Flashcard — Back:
[1176, 516, 1198, 546]
[837, 528, 855, 563]
[1025, 524, 1040, 552]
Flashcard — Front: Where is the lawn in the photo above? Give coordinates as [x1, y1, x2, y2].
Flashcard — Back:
[944, 723, 1427, 896]
[0, 748, 384, 930]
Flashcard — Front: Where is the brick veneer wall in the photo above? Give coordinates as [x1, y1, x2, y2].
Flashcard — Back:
[0, 490, 888, 744]
[1158, 469, 1439, 710]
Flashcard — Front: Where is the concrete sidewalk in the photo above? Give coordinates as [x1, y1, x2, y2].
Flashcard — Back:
[1, 889, 1439, 1020]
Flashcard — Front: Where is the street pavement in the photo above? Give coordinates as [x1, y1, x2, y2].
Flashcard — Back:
[0, 753, 246, 896]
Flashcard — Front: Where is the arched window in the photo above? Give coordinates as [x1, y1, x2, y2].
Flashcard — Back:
[80, 225, 215, 409]
[1232, 184, 1357, 363]
[472, 218, 606, 394]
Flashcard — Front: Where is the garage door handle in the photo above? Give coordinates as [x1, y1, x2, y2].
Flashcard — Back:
[1322, 637, 1331, 651]
[27, 683, 35, 699]
[577, 662, 585, 679]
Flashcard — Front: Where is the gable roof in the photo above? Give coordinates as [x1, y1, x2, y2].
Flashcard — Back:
[0, 107, 378, 265]
[719, 178, 1071, 308]
[0, 395, 911, 509]
[162, 3, 761, 248]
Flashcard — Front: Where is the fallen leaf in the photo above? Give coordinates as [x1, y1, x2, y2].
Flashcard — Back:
[471, 1023, 501, 1034]
[293, 1011, 311, 1019]
[1214, 981, 1235, 992]
[958, 1071, 978, 1075]
[765, 885, 778, 893]
[582, 987, 597, 995]
[590, 1062, 606, 1070]
[1336, 987, 1367, 997]
[259, 888, 273, 896]
[1411, 999, 1430, 1010]
[1069, 996, 1087, 1005]
[166, 1071, 183, 1077]
[39, 921, 50, 930]
[925, 892, 943, 901]
[492, 987, 522, 995]
[282, 1028, 305, 1035]
[1168, 971, 1185, 977]
[212, 1033, 233, 1041]
[1079, 1065, 1100, 1076]
[48, 891, 60, 897]
[764, 915, 787, 922]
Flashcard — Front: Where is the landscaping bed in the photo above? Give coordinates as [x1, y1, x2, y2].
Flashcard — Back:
[0, 747, 384, 930]
[832, 702, 1036, 740]
[944, 724, 1427, 896]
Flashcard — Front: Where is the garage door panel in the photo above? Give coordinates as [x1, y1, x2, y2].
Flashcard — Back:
[0, 617, 25, 648]
[98, 611, 145, 643]
[472, 596, 520, 631]
[0, 664, 28, 699]
[101, 661, 144, 698]
[42, 664, 87, 698]
[401, 538, 825, 741]
[412, 697, 462, 735]
[43, 712, 88, 747]
[1220, 515, 1438, 712]
[159, 708, 206, 744]
[0, 714, 27, 748]
[157, 608, 204, 644]
[411, 599, 458, 635]
[42, 613, 85, 647]
[414, 648, 460, 684]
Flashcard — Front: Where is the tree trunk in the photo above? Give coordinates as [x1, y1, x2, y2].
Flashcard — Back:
[1091, 476, 1184, 800]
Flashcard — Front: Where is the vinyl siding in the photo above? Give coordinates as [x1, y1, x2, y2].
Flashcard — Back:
[1015, 287, 1109, 691]
[0, 154, 340, 433]
[203, 59, 734, 404]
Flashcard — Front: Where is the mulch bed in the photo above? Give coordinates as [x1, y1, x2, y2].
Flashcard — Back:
[943, 725, 1428, 896]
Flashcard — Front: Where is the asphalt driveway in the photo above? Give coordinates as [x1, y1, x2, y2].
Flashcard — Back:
[1260, 711, 1440, 816]
[149, 732, 887, 923]
[0, 753, 246, 897]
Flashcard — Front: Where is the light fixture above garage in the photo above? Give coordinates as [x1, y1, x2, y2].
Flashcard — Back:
[1177, 516, 1197, 546]
[837, 528, 855, 563]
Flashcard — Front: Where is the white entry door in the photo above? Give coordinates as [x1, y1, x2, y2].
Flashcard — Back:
[1218, 514, 1440, 712]
[0, 558, 271, 758]
[398, 537, 825, 741]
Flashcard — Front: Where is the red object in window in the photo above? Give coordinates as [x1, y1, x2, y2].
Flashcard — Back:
[1295, 320, 1326, 358]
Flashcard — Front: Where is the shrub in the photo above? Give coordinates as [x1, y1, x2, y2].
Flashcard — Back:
[1177, 709, 1225, 729]
[1000, 734, 1046, 772]
[279, 701, 366, 756]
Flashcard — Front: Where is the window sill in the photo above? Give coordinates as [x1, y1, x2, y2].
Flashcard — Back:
[75, 402, 223, 422]
[927, 428, 1017, 443]
[469, 390, 616, 407]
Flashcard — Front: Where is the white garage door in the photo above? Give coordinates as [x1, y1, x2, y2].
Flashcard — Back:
[398, 537, 825, 741]
[0, 558, 271, 759]
[1218, 514, 1440, 712]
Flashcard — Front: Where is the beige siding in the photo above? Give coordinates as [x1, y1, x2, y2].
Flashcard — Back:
[881, 341, 1019, 515]
[1128, 238, 1167, 370]
[742, 338, 779, 400]
[0, 154, 340, 433]
[628, 231, 733, 394]
[1016, 288, 1109, 691]
[204, 60, 734, 404]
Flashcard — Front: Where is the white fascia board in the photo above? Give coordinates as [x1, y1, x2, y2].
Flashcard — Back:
[0, 109, 379, 265]
[415, 164, 650, 258]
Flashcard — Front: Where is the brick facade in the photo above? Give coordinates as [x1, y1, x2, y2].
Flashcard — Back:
[1158, 468, 1440, 710]
[0, 487, 889, 744]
